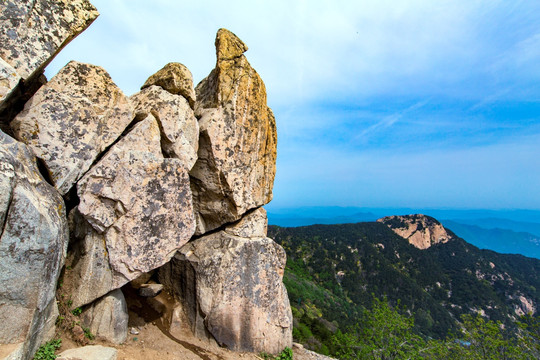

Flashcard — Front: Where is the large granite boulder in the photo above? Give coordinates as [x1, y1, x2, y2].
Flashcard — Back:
[0, 0, 98, 110]
[81, 289, 128, 344]
[141, 62, 196, 109]
[191, 28, 277, 234]
[0, 131, 68, 360]
[130, 85, 199, 169]
[11, 61, 133, 195]
[159, 208, 292, 354]
[64, 115, 195, 308]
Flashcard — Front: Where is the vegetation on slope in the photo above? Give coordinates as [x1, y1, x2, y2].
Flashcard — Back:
[269, 221, 540, 358]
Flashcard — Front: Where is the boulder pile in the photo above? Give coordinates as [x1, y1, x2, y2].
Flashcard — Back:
[0, 1, 291, 359]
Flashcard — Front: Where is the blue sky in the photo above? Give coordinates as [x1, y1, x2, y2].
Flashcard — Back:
[46, 0, 540, 211]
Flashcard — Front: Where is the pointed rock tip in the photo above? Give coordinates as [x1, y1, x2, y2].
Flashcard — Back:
[215, 28, 248, 61]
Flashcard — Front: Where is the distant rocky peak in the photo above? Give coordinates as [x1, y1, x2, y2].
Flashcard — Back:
[377, 214, 452, 249]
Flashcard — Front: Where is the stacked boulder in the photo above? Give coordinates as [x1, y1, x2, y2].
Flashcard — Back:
[0, 0, 291, 359]
[157, 29, 288, 353]
[191, 28, 277, 235]
[0, 0, 98, 124]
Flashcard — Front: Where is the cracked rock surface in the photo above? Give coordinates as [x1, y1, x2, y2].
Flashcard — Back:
[191, 28, 277, 234]
[64, 115, 195, 308]
[159, 209, 292, 354]
[0, 130, 68, 359]
[0, 0, 98, 109]
[11, 61, 133, 195]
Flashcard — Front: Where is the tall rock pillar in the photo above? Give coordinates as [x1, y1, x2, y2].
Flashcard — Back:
[190, 28, 277, 235]
[161, 28, 292, 354]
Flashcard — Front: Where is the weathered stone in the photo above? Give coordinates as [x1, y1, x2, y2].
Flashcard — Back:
[0, 0, 98, 110]
[215, 28, 249, 61]
[130, 85, 199, 169]
[0, 343, 24, 360]
[0, 59, 20, 108]
[159, 210, 292, 354]
[138, 284, 164, 298]
[11, 61, 133, 195]
[129, 271, 155, 289]
[81, 289, 128, 344]
[0, 130, 68, 359]
[377, 214, 452, 249]
[0, 0, 98, 80]
[141, 63, 196, 108]
[57, 345, 117, 360]
[224, 207, 268, 238]
[63, 209, 114, 310]
[65, 115, 195, 307]
[191, 28, 277, 234]
[42, 302, 60, 345]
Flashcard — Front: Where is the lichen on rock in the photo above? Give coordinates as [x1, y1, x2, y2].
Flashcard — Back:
[141, 62, 197, 109]
[191, 28, 277, 234]
[65, 114, 196, 308]
[0, 130, 68, 359]
[159, 208, 292, 354]
[0, 0, 99, 110]
[130, 85, 199, 170]
[11, 61, 133, 195]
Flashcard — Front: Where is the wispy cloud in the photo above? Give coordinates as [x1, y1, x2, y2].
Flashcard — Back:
[469, 89, 513, 111]
[357, 100, 430, 139]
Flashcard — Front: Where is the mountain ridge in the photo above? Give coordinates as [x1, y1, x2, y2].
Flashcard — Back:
[267, 206, 540, 259]
[269, 215, 540, 348]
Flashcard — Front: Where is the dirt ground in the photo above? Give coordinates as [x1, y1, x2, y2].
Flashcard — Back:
[56, 285, 333, 360]
[59, 321, 331, 360]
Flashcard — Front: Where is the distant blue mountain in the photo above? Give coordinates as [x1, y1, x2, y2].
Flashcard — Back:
[441, 220, 540, 259]
[442, 217, 540, 237]
[267, 206, 540, 227]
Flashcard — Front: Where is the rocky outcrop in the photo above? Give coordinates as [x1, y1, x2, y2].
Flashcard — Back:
[0, 131, 68, 359]
[159, 209, 293, 354]
[377, 214, 452, 249]
[1, 4, 289, 356]
[141, 62, 196, 109]
[57, 345, 117, 360]
[130, 85, 199, 169]
[0, 0, 98, 111]
[81, 289, 128, 344]
[190, 28, 277, 234]
[64, 115, 195, 307]
[11, 61, 133, 195]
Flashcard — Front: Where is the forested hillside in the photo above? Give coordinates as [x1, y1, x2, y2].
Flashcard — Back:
[268, 220, 540, 356]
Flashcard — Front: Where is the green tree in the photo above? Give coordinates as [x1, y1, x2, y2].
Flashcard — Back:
[457, 314, 524, 359]
[516, 314, 540, 358]
[332, 297, 426, 359]
[425, 314, 529, 360]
